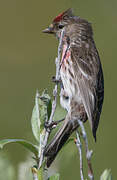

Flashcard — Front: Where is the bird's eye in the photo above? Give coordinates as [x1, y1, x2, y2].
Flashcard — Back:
[58, 24, 64, 29]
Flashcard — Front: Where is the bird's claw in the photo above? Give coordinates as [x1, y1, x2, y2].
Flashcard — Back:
[44, 119, 65, 131]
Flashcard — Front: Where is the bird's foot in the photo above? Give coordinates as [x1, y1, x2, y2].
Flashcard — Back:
[45, 118, 64, 131]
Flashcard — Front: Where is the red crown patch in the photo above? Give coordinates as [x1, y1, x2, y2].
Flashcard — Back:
[53, 12, 64, 22]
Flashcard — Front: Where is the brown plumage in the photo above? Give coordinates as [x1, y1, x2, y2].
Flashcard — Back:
[43, 8, 104, 167]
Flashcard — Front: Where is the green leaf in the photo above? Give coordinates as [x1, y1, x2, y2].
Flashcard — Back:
[31, 104, 40, 143]
[48, 173, 60, 180]
[31, 90, 52, 142]
[39, 89, 52, 131]
[100, 169, 112, 180]
[0, 139, 38, 158]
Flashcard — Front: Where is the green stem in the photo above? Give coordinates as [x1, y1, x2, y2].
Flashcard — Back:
[32, 167, 43, 180]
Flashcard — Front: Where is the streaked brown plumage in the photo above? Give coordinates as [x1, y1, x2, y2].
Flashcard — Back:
[43, 8, 104, 167]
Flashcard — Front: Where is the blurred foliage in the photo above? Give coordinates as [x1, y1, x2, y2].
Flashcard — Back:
[48, 173, 60, 180]
[17, 154, 34, 180]
[0, 90, 62, 180]
[0, 0, 116, 179]
[0, 151, 113, 180]
[100, 169, 112, 180]
[0, 152, 15, 180]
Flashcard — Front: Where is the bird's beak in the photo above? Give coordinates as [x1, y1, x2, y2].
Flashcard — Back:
[42, 25, 54, 34]
[42, 27, 54, 34]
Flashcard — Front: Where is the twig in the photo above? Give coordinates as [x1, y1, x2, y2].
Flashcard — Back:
[38, 29, 65, 169]
[75, 131, 84, 180]
[78, 120, 94, 180]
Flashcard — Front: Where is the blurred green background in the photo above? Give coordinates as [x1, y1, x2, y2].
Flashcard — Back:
[0, 0, 116, 179]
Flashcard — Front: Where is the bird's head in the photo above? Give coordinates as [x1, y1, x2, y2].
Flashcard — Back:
[43, 9, 93, 41]
[42, 8, 74, 38]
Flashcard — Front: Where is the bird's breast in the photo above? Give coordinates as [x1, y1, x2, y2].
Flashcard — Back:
[60, 44, 79, 100]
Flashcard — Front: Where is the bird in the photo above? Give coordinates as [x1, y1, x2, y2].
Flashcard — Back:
[43, 8, 104, 167]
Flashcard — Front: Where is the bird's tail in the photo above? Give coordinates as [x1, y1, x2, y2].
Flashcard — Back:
[44, 114, 79, 167]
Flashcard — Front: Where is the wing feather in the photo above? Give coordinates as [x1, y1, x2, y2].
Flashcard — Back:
[70, 44, 104, 140]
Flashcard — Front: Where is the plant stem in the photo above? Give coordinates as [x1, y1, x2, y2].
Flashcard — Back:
[75, 131, 84, 180]
[38, 29, 65, 169]
[32, 167, 40, 180]
[78, 120, 94, 180]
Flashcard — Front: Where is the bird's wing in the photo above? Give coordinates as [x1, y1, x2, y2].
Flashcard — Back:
[70, 44, 104, 140]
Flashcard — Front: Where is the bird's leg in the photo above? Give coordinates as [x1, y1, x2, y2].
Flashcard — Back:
[44, 118, 65, 131]
[78, 120, 94, 180]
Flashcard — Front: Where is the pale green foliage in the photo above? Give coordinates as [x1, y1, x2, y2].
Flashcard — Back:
[0, 139, 38, 158]
[0, 152, 15, 180]
[100, 169, 112, 180]
[17, 154, 34, 180]
[31, 90, 52, 143]
[48, 173, 60, 180]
